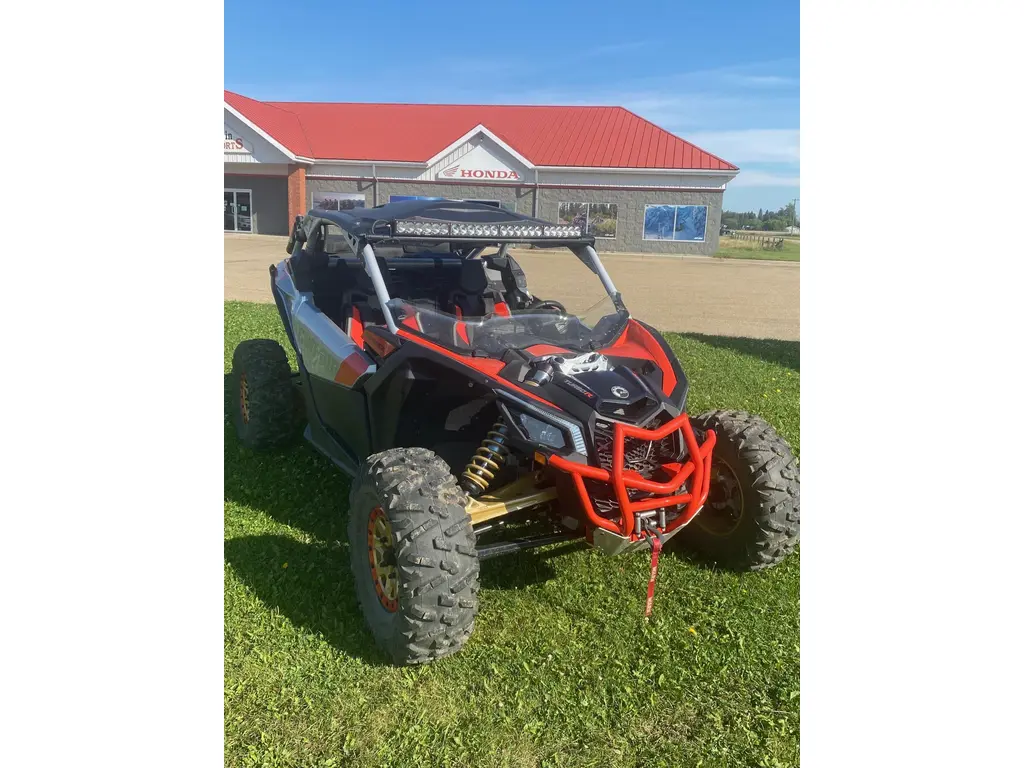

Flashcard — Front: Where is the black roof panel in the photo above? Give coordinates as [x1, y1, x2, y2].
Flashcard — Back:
[310, 198, 595, 245]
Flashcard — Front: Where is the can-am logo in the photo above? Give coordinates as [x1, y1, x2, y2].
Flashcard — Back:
[441, 164, 520, 181]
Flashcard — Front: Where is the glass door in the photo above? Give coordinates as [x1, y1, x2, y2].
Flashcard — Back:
[224, 189, 253, 232]
[224, 191, 236, 230]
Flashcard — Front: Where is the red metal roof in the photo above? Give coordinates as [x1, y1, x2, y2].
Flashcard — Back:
[225, 91, 736, 171]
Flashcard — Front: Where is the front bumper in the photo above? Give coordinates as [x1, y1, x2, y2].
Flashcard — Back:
[548, 412, 716, 540]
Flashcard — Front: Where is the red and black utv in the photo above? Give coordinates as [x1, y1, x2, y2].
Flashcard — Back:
[230, 199, 799, 665]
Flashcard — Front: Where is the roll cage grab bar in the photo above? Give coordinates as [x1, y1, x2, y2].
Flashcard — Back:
[303, 217, 623, 336]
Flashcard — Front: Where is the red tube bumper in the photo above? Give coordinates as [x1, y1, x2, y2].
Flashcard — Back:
[548, 412, 716, 539]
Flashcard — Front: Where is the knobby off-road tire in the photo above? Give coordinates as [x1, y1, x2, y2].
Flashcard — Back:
[348, 448, 480, 665]
[680, 410, 800, 571]
[231, 339, 297, 450]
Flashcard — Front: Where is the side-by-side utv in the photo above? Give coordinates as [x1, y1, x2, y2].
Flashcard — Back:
[230, 199, 799, 665]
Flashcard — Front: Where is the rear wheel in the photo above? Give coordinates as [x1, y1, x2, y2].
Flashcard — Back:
[678, 410, 799, 570]
[231, 339, 298, 449]
[348, 448, 480, 665]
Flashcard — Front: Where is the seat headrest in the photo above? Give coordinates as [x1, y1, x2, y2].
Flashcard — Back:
[458, 260, 490, 293]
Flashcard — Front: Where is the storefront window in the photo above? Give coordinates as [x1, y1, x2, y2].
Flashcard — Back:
[642, 204, 708, 241]
[313, 192, 365, 211]
[557, 202, 618, 239]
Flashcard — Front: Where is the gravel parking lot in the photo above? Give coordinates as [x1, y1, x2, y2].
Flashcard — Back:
[225, 234, 799, 340]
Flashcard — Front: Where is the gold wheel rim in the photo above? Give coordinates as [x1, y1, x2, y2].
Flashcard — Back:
[239, 372, 250, 424]
[367, 507, 398, 612]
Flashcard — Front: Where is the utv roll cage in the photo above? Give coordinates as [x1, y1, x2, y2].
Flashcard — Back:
[285, 199, 625, 336]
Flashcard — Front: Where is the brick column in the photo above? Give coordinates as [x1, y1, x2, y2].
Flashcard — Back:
[286, 164, 307, 227]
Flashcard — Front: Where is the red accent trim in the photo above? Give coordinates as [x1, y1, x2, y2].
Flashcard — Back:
[333, 352, 370, 386]
[364, 329, 398, 358]
[396, 328, 562, 410]
[452, 305, 470, 344]
[349, 306, 364, 349]
[601, 320, 677, 396]
[548, 413, 716, 539]
[493, 302, 511, 317]
[223, 172, 289, 179]
[401, 315, 421, 331]
[525, 343, 571, 356]
[645, 535, 662, 618]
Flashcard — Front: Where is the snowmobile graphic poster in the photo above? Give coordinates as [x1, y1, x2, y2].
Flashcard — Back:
[642, 204, 708, 241]
[312, 192, 366, 212]
[557, 202, 618, 238]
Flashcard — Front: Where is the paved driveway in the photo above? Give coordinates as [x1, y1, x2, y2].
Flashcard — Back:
[225, 234, 799, 340]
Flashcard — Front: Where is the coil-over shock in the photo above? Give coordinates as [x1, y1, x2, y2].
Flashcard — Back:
[462, 419, 511, 494]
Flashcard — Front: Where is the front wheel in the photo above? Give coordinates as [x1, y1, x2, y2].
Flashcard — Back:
[347, 448, 480, 665]
[678, 410, 800, 570]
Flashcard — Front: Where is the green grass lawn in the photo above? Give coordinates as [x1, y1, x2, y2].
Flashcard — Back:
[714, 237, 801, 262]
[225, 301, 800, 768]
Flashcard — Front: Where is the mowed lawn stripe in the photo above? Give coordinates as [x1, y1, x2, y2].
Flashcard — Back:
[224, 301, 799, 768]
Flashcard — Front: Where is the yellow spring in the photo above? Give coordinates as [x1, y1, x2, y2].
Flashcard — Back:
[462, 420, 511, 494]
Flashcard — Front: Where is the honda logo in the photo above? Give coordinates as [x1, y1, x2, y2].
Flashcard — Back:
[440, 164, 520, 181]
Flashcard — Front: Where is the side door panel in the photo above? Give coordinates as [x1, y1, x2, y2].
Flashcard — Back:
[274, 259, 376, 463]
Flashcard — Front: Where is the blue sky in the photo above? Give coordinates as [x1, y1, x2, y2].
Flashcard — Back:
[225, 0, 798, 213]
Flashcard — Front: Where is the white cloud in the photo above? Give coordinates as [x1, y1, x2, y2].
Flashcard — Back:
[721, 74, 797, 87]
[685, 129, 800, 163]
[729, 169, 801, 188]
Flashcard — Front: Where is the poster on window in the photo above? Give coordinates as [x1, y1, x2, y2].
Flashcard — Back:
[313, 192, 365, 211]
[673, 205, 708, 241]
[390, 195, 507, 210]
[587, 203, 618, 238]
[558, 202, 617, 238]
[389, 195, 444, 203]
[643, 204, 708, 241]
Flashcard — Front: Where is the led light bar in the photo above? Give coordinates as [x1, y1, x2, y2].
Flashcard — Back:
[393, 219, 583, 238]
[542, 225, 582, 237]
[394, 220, 451, 236]
[451, 223, 499, 237]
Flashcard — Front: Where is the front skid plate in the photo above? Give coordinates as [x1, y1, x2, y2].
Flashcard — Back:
[591, 520, 689, 556]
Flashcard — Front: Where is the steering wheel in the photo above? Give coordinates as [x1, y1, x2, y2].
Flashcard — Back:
[525, 298, 567, 315]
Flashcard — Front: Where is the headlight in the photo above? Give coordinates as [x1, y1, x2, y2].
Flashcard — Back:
[510, 411, 566, 450]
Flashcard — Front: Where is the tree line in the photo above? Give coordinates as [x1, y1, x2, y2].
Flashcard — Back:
[722, 202, 799, 231]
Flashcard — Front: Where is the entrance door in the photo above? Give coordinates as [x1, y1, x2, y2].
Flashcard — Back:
[224, 189, 253, 232]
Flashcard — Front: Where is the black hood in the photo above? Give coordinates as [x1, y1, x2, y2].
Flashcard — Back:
[556, 366, 663, 425]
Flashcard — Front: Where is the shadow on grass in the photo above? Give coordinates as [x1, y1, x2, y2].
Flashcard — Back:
[225, 374, 351, 543]
[676, 333, 800, 372]
[224, 534, 387, 665]
[477, 542, 587, 591]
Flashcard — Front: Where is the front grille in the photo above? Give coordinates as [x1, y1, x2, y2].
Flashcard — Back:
[587, 414, 683, 520]
[597, 395, 659, 422]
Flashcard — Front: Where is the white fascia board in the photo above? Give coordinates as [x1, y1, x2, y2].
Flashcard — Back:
[536, 165, 738, 176]
[308, 158, 427, 167]
[224, 102, 306, 163]
[425, 124, 536, 170]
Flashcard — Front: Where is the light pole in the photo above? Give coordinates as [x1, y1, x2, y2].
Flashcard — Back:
[791, 198, 799, 229]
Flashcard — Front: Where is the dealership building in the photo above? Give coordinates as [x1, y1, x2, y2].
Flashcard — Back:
[224, 90, 739, 254]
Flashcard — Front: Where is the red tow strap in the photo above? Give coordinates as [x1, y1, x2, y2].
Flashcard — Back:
[644, 535, 663, 618]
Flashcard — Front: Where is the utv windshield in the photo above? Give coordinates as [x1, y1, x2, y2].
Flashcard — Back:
[387, 295, 629, 356]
